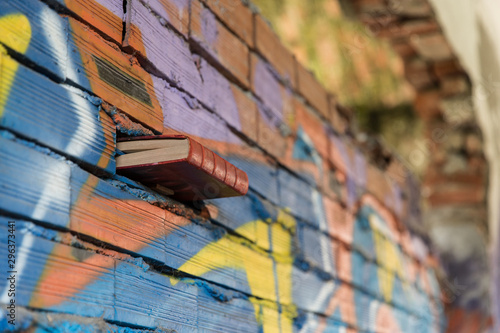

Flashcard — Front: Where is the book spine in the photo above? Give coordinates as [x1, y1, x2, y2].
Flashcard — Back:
[234, 168, 249, 195]
[187, 138, 248, 195]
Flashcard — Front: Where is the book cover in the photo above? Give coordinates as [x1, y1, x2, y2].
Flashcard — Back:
[116, 135, 249, 201]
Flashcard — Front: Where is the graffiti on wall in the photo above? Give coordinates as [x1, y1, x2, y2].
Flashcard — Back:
[0, 0, 444, 332]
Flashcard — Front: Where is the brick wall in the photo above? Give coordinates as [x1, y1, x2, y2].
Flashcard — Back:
[349, 0, 490, 332]
[0, 0, 445, 332]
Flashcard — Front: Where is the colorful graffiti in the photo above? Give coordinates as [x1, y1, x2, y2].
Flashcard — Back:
[0, 0, 444, 332]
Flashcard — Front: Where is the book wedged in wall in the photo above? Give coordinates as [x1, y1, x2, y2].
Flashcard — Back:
[116, 135, 249, 201]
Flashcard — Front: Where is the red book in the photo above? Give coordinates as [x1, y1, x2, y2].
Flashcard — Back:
[116, 135, 248, 201]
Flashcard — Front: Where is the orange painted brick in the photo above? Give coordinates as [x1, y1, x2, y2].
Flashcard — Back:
[296, 61, 330, 120]
[324, 197, 353, 245]
[203, 0, 254, 47]
[257, 111, 288, 160]
[386, 157, 408, 187]
[294, 98, 329, 158]
[68, 18, 164, 132]
[366, 163, 391, 206]
[254, 14, 296, 86]
[191, 0, 250, 87]
[62, 0, 123, 43]
[141, 0, 190, 36]
[230, 84, 258, 142]
[336, 242, 352, 282]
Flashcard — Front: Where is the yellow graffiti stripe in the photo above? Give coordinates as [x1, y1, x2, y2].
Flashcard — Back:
[369, 213, 404, 303]
[0, 14, 31, 117]
[172, 210, 296, 332]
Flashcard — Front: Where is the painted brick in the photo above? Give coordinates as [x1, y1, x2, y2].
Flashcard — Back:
[277, 168, 317, 226]
[257, 111, 289, 159]
[294, 98, 329, 159]
[126, 0, 203, 95]
[0, 137, 71, 227]
[250, 53, 293, 120]
[250, 53, 294, 159]
[254, 14, 296, 86]
[190, 0, 250, 87]
[230, 84, 258, 142]
[55, 0, 123, 43]
[227, 149, 280, 205]
[156, 77, 234, 154]
[140, 0, 190, 36]
[0, 49, 116, 173]
[324, 197, 353, 244]
[0, 0, 68, 80]
[329, 95, 350, 135]
[296, 61, 330, 120]
[202, 0, 254, 47]
[366, 163, 392, 209]
[0, 0, 447, 330]
[68, 17, 164, 132]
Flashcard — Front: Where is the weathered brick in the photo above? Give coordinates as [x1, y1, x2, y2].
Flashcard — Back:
[258, 121, 287, 161]
[386, 157, 409, 187]
[410, 33, 454, 61]
[433, 59, 464, 78]
[126, 0, 203, 95]
[404, 58, 435, 90]
[294, 98, 329, 158]
[390, 39, 417, 59]
[230, 84, 258, 142]
[250, 53, 294, 137]
[140, 0, 190, 36]
[366, 163, 392, 207]
[254, 14, 296, 86]
[68, 18, 164, 132]
[324, 197, 353, 245]
[329, 95, 350, 135]
[426, 183, 485, 206]
[389, 0, 433, 18]
[414, 89, 441, 120]
[296, 61, 330, 119]
[191, 0, 250, 87]
[439, 75, 470, 97]
[375, 19, 439, 40]
[202, 0, 254, 47]
[352, 0, 388, 15]
[57, 0, 123, 43]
